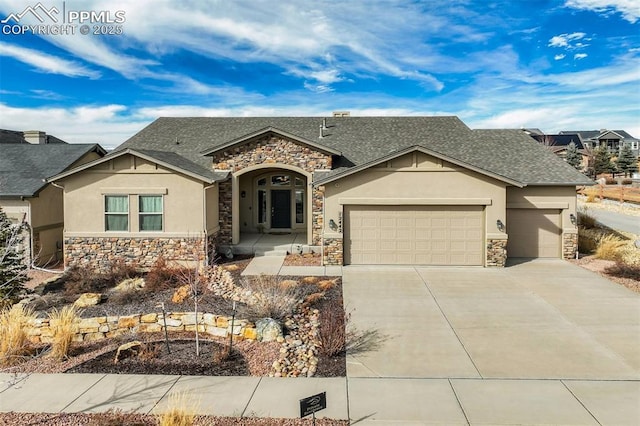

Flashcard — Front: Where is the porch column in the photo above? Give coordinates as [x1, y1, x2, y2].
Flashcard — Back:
[232, 174, 240, 244]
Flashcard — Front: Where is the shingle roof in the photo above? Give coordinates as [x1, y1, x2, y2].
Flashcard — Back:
[560, 130, 638, 141]
[0, 129, 68, 144]
[531, 134, 587, 150]
[111, 116, 592, 186]
[0, 144, 104, 197]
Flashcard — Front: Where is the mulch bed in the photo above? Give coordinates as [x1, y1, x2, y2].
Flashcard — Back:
[283, 253, 322, 266]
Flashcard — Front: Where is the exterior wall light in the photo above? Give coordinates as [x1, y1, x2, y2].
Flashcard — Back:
[570, 213, 577, 225]
[496, 219, 505, 232]
[329, 219, 337, 231]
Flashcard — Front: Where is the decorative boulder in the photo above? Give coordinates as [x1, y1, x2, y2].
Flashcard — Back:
[172, 285, 191, 303]
[256, 318, 283, 342]
[113, 277, 145, 293]
[73, 293, 102, 307]
[114, 340, 142, 363]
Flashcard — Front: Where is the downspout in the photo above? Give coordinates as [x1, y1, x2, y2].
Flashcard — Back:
[49, 180, 65, 268]
[203, 182, 216, 265]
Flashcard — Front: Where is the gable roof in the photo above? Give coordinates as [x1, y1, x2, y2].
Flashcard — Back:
[0, 144, 106, 198]
[48, 148, 229, 184]
[107, 116, 592, 187]
[560, 130, 638, 141]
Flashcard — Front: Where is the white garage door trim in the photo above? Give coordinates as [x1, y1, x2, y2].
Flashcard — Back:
[506, 208, 562, 258]
[344, 205, 484, 266]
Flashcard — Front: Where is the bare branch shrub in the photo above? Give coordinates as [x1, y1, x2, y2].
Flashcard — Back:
[240, 275, 316, 321]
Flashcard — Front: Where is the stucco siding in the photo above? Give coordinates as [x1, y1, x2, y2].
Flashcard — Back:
[61, 155, 207, 236]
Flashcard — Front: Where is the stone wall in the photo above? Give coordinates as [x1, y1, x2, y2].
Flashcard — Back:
[218, 179, 233, 244]
[312, 186, 325, 245]
[26, 311, 257, 344]
[486, 238, 507, 267]
[65, 236, 206, 271]
[563, 232, 578, 259]
[211, 134, 333, 173]
[323, 237, 343, 265]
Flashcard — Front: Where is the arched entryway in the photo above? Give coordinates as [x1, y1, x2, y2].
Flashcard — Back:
[232, 164, 312, 245]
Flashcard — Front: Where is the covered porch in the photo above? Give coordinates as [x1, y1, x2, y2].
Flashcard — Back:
[225, 231, 314, 256]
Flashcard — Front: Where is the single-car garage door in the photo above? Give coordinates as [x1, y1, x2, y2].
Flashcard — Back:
[345, 205, 484, 265]
[506, 209, 561, 258]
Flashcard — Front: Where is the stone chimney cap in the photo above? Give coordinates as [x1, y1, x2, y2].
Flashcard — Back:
[23, 130, 47, 144]
[332, 111, 350, 117]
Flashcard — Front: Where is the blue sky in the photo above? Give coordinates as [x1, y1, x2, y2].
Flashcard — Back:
[0, 0, 638, 149]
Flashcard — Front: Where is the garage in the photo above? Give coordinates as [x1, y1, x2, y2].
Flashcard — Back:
[344, 205, 484, 265]
[506, 209, 561, 258]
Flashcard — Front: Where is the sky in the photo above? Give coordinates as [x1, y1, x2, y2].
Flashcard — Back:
[0, 0, 638, 149]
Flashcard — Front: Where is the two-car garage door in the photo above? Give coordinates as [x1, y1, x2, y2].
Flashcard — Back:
[344, 205, 484, 265]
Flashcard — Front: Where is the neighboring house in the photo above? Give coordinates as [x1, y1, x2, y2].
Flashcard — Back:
[529, 133, 592, 171]
[49, 115, 592, 270]
[0, 129, 106, 266]
[559, 129, 639, 157]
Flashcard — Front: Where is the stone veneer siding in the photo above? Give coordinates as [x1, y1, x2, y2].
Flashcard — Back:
[486, 239, 507, 267]
[218, 179, 233, 244]
[323, 237, 343, 265]
[213, 135, 333, 244]
[65, 236, 206, 271]
[312, 186, 325, 245]
[211, 134, 333, 173]
[563, 232, 578, 260]
[25, 311, 257, 344]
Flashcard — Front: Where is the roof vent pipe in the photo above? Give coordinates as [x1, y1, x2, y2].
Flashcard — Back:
[322, 118, 327, 130]
[319, 124, 324, 139]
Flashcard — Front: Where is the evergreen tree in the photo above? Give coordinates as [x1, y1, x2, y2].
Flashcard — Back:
[593, 146, 615, 176]
[565, 141, 582, 170]
[615, 144, 639, 177]
[0, 207, 27, 300]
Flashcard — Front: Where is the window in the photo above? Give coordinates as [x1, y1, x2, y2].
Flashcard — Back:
[295, 189, 304, 223]
[258, 189, 267, 224]
[271, 174, 290, 186]
[105, 195, 129, 231]
[139, 195, 163, 231]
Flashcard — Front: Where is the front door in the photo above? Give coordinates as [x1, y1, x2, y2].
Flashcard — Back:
[271, 190, 291, 229]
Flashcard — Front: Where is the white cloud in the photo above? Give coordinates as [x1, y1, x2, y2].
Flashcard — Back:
[565, 0, 640, 23]
[0, 42, 100, 78]
[574, 53, 588, 59]
[548, 32, 587, 49]
[555, 54, 566, 60]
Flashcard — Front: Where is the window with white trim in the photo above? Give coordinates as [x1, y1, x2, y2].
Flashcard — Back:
[105, 195, 129, 231]
[139, 195, 163, 231]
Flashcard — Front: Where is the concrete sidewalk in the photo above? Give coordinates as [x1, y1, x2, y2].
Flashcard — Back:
[241, 255, 343, 276]
[0, 373, 348, 420]
[2, 373, 638, 424]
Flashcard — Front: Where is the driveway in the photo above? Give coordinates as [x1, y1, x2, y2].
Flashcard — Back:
[585, 208, 640, 234]
[343, 260, 640, 424]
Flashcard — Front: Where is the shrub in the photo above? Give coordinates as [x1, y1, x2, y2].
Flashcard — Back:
[578, 210, 597, 229]
[145, 257, 183, 292]
[318, 308, 348, 357]
[0, 304, 36, 366]
[595, 235, 625, 261]
[240, 275, 316, 321]
[578, 233, 598, 254]
[156, 392, 198, 426]
[48, 305, 79, 360]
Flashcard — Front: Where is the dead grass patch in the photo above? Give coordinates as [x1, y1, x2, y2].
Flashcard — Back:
[0, 304, 36, 366]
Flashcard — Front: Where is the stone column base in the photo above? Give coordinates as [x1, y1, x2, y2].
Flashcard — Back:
[486, 239, 507, 267]
[563, 232, 578, 260]
[323, 237, 343, 266]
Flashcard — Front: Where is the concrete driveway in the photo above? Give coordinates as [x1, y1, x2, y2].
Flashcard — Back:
[343, 260, 640, 424]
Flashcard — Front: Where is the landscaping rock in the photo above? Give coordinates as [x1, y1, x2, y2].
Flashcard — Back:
[256, 318, 282, 342]
[172, 285, 190, 303]
[114, 341, 142, 363]
[113, 277, 145, 293]
[73, 293, 102, 307]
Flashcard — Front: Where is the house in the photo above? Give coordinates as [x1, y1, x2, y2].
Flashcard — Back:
[48, 115, 592, 270]
[559, 129, 639, 157]
[0, 129, 106, 266]
[528, 133, 592, 171]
